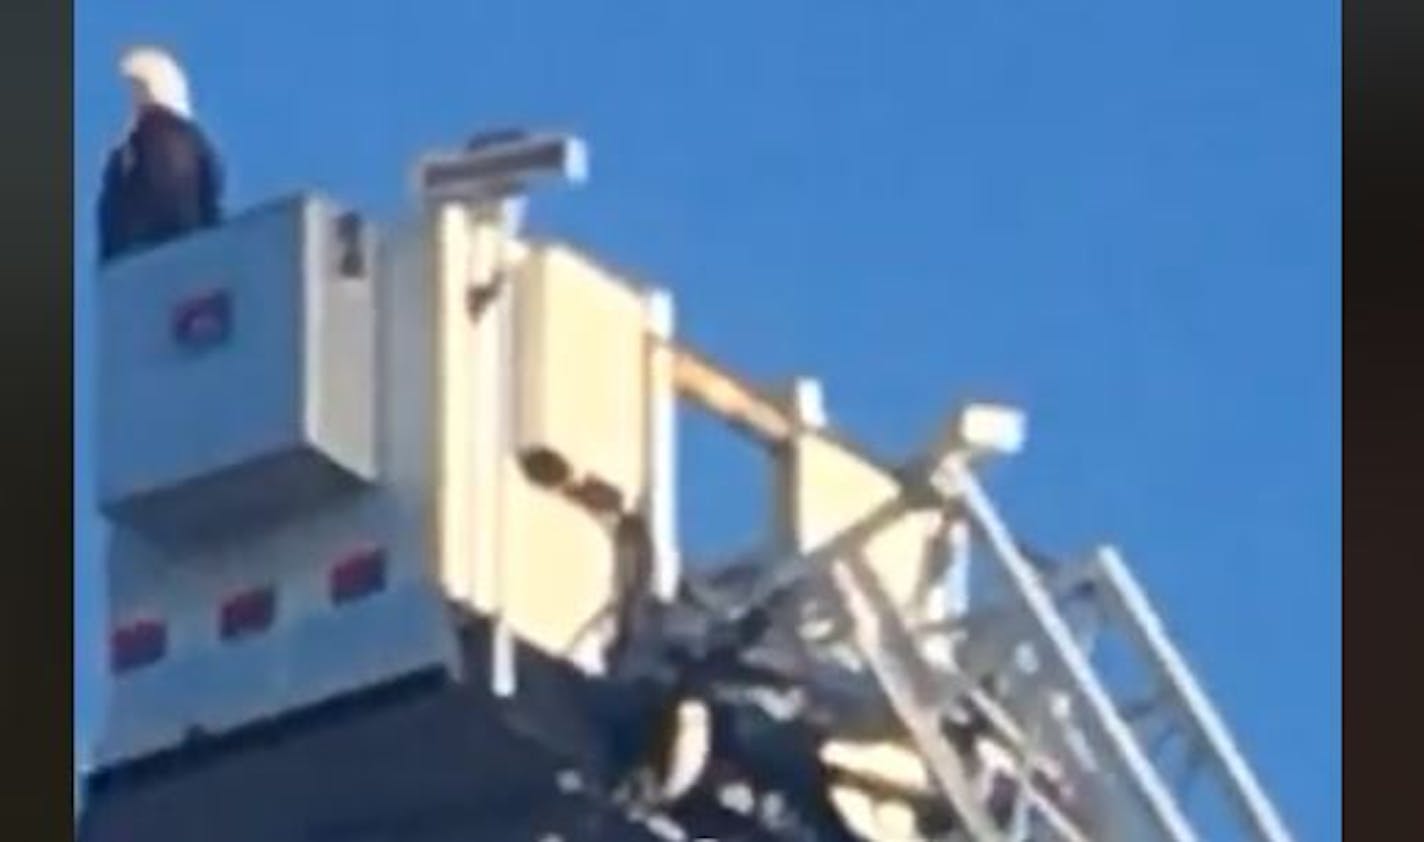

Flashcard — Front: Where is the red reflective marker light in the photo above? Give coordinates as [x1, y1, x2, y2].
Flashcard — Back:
[219, 586, 276, 641]
[329, 545, 387, 604]
[110, 619, 167, 674]
[171, 289, 232, 350]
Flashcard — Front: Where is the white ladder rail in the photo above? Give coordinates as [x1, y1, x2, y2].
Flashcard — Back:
[1085, 547, 1296, 842]
[830, 550, 1011, 842]
[669, 385, 1293, 842]
[787, 505, 1101, 841]
[942, 460, 1201, 842]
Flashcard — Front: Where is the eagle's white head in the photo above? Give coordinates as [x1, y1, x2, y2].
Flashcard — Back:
[119, 46, 192, 119]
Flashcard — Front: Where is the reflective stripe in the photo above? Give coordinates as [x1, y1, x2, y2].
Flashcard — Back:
[330, 546, 387, 604]
[219, 586, 276, 641]
[111, 619, 167, 673]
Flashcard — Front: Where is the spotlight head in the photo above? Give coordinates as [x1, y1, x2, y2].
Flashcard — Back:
[954, 402, 1027, 456]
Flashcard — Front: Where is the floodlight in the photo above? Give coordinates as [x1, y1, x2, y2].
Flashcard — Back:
[952, 402, 1027, 457]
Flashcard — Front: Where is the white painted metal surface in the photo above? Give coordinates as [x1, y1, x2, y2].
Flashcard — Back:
[95, 211, 466, 770]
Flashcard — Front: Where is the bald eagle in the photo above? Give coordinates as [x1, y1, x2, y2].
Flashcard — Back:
[97, 46, 224, 266]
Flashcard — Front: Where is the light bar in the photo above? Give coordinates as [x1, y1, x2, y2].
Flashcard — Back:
[416, 129, 588, 204]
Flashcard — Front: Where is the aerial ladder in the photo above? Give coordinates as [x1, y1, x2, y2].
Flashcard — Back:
[457, 168, 1297, 838]
[608, 341, 1298, 842]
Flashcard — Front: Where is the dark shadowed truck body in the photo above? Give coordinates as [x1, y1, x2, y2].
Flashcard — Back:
[79, 615, 856, 842]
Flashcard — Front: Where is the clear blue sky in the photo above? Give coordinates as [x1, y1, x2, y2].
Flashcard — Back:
[74, 1, 1339, 837]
